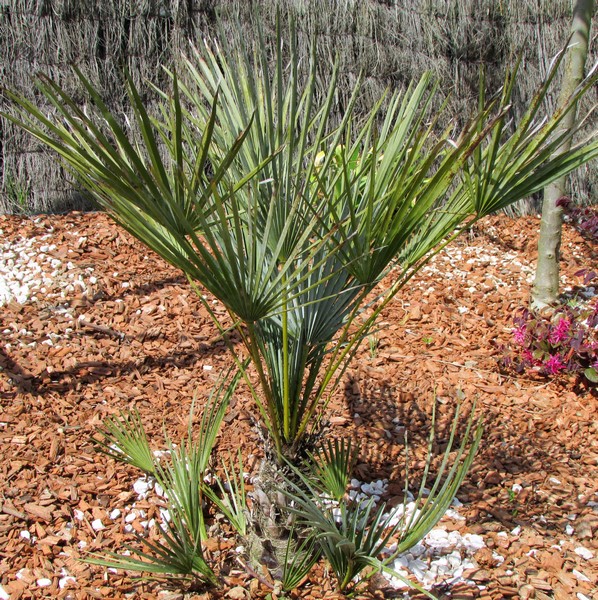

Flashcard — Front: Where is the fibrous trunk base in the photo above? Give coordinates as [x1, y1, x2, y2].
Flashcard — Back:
[245, 458, 293, 578]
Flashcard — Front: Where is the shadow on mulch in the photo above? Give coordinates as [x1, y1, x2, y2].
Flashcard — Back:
[0, 339, 231, 397]
[342, 374, 590, 540]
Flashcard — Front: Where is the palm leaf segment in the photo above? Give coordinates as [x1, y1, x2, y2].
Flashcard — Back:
[87, 369, 242, 582]
[282, 405, 483, 594]
[4, 29, 597, 458]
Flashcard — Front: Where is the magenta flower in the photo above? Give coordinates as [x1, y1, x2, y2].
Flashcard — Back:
[544, 354, 566, 375]
[513, 323, 527, 345]
[504, 301, 597, 385]
[549, 318, 571, 345]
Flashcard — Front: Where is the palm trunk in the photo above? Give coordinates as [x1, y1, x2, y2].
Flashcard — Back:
[532, 0, 594, 307]
[246, 458, 293, 576]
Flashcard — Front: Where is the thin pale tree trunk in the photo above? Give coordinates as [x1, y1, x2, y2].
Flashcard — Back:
[531, 0, 594, 307]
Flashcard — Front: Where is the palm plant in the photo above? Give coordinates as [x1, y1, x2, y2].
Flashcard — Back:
[94, 408, 156, 475]
[305, 437, 359, 502]
[4, 30, 597, 461]
[88, 369, 243, 582]
[4, 22, 598, 592]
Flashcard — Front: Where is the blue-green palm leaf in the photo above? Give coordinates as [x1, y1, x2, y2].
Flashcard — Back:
[4, 27, 597, 458]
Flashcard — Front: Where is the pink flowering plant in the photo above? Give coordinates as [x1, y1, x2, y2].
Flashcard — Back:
[502, 299, 598, 384]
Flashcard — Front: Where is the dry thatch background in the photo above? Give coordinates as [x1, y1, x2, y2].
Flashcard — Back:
[0, 0, 596, 214]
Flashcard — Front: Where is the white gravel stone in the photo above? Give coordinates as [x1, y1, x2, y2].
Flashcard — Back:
[425, 528, 450, 548]
[573, 569, 591, 582]
[91, 519, 105, 531]
[574, 546, 594, 560]
[0, 232, 92, 306]
[462, 533, 485, 552]
[59, 575, 77, 589]
[159, 508, 171, 523]
[133, 477, 153, 497]
[125, 512, 137, 524]
[384, 520, 486, 590]
[37, 578, 52, 587]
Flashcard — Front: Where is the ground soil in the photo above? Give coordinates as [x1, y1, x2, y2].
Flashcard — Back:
[0, 212, 596, 600]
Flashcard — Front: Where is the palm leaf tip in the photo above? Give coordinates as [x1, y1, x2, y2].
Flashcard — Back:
[307, 437, 359, 501]
[93, 409, 156, 475]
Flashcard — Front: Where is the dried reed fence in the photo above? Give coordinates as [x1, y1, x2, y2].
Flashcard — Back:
[0, 0, 595, 214]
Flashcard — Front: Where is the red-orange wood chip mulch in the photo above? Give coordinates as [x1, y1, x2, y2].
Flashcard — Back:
[0, 212, 596, 600]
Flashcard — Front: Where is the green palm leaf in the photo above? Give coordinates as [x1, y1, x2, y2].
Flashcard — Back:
[4, 26, 597, 459]
[281, 400, 482, 593]
[306, 438, 359, 502]
[94, 409, 156, 476]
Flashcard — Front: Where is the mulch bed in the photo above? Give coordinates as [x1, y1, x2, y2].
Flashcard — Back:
[0, 212, 596, 600]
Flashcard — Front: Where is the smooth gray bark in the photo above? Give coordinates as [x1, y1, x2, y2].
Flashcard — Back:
[531, 0, 594, 308]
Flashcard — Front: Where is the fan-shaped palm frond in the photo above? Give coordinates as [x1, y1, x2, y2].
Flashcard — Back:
[4, 27, 597, 460]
